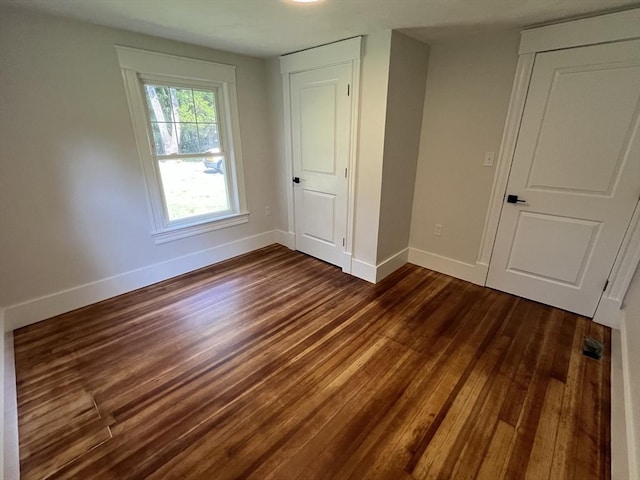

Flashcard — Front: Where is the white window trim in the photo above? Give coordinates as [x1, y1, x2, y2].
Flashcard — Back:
[115, 46, 249, 243]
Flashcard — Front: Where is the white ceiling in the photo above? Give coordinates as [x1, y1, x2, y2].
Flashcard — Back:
[1, 0, 636, 57]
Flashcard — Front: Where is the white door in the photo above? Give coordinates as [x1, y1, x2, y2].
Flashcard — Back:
[290, 63, 352, 267]
[487, 40, 640, 317]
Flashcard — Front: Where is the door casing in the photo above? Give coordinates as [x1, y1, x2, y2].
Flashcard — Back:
[485, 39, 640, 316]
[280, 37, 362, 273]
[477, 9, 640, 326]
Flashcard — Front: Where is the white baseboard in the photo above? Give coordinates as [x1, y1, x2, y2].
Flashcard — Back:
[3, 331, 19, 480]
[342, 252, 353, 275]
[620, 312, 639, 480]
[275, 229, 295, 250]
[408, 248, 487, 286]
[0, 310, 3, 478]
[376, 248, 409, 282]
[593, 296, 623, 329]
[611, 329, 630, 480]
[351, 258, 377, 283]
[349, 248, 409, 284]
[2, 230, 278, 331]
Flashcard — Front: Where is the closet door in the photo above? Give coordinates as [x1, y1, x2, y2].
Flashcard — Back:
[289, 63, 352, 267]
[487, 39, 640, 316]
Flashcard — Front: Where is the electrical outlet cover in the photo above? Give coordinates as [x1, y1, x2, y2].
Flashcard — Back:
[483, 152, 495, 167]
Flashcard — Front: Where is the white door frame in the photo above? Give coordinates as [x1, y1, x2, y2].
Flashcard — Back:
[477, 8, 640, 327]
[280, 37, 362, 273]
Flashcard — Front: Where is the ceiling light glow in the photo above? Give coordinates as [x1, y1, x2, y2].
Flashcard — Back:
[292, 0, 321, 3]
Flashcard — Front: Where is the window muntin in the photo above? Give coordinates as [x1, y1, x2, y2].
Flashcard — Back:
[144, 85, 221, 155]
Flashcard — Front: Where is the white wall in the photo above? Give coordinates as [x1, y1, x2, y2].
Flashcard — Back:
[622, 264, 640, 479]
[267, 30, 397, 267]
[0, 7, 277, 325]
[351, 30, 392, 267]
[267, 29, 429, 272]
[266, 57, 290, 236]
[268, 30, 422, 272]
[377, 31, 429, 263]
[409, 31, 520, 265]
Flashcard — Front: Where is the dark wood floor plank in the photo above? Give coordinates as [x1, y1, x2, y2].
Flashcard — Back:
[475, 420, 516, 480]
[142, 269, 432, 480]
[56, 260, 426, 479]
[431, 300, 530, 479]
[572, 322, 610, 479]
[447, 299, 537, 480]
[411, 333, 513, 478]
[320, 283, 486, 480]
[498, 303, 551, 427]
[550, 316, 591, 479]
[239, 339, 420, 480]
[341, 288, 507, 479]
[13, 245, 611, 480]
[409, 296, 518, 478]
[503, 307, 565, 478]
[525, 378, 565, 480]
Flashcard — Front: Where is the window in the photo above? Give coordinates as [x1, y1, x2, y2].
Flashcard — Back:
[116, 46, 248, 243]
[143, 83, 230, 222]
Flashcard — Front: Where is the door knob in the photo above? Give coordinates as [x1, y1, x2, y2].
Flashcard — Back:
[292, 177, 301, 184]
[507, 194, 526, 204]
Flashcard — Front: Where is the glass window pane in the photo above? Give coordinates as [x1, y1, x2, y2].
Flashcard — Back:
[198, 124, 220, 152]
[170, 87, 196, 123]
[158, 157, 230, 221]
[203, 155, 225, 174]
[176, 123, 200, 154]
[144, 85, 173, 123]
[194, 90, 216, 123]
[145, 84, 221, 157]
[151, 122, 178, 155]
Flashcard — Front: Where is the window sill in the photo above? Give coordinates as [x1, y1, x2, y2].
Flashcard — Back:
[152, 212, 249, 244]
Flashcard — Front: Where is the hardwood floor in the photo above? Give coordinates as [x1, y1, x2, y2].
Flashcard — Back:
[14, 245, 611, 479]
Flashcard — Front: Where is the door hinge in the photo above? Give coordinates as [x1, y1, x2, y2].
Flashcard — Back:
[345, 167, 347, 178]
[603, 280, 609, 292]
[342, 238, 345, 247]
[347, 84, 350, 96]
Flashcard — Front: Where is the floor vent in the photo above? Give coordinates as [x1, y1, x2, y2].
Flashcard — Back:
[582, 337, 604, 360]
